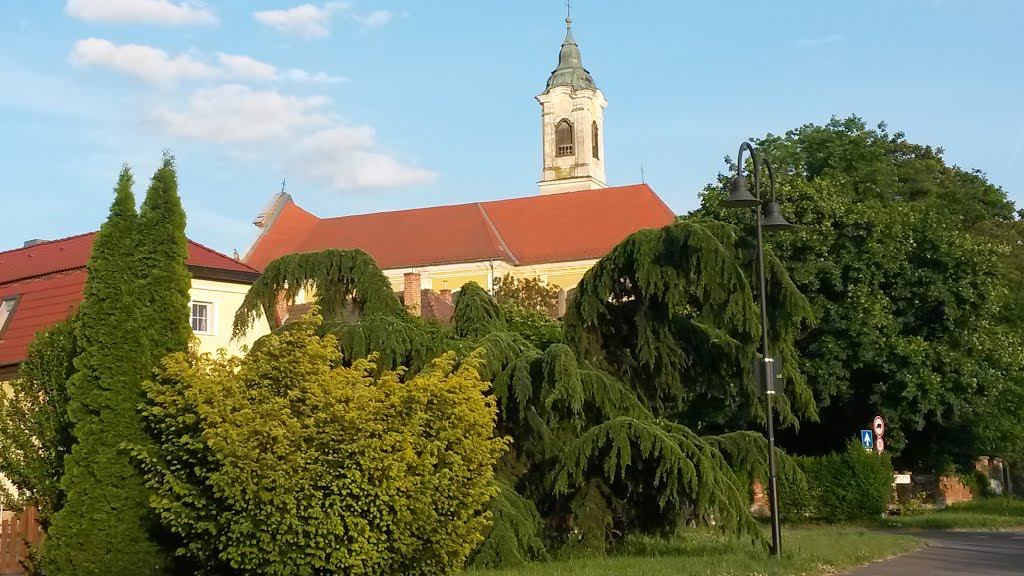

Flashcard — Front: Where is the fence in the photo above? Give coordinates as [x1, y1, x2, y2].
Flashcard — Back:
[0, 506, 42, 576]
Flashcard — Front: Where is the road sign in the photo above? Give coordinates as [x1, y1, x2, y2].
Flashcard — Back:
[873, 416, 885, 438]
[875, 437, 885, 453]
[860, 430, 873, 449]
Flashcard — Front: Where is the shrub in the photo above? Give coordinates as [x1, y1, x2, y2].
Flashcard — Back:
[781, 440, 893, 522]
[501, 302, 563, 350]
[136, 314, 508, 575]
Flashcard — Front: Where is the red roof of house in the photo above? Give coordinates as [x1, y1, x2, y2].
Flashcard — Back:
[0, 271, 88, 366]
[0, 234, 259, 367]
[0, 233, 257, 285]
[245, 184, 676, 270]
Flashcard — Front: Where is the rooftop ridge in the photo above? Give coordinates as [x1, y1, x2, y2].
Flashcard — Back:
[186, 238, 260, 273]
[476, 203, 520, 265]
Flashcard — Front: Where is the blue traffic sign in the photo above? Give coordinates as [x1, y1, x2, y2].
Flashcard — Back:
[860, 430, 873, 449]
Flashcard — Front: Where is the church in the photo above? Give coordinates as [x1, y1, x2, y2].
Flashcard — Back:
[244, 15, 676, 321]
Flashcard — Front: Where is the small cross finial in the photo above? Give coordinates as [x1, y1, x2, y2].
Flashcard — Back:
[280, 178, 287, 193]
[565, 0, 572, 25]
[641, 164, 646, 184]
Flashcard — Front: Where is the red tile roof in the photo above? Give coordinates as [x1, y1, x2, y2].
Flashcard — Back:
[0, 233, 260, 367]
[0, 233, 258, 285]
[0, 271, 87, 366]
[246, 184, 676, 270]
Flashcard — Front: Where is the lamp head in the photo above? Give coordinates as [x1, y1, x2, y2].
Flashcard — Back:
[722, 173, 761, 208]
[761, 201, 794, 231]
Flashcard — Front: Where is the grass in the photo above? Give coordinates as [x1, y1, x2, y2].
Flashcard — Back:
[467, 526, 923, 576]
[881, 497, 1024, 531]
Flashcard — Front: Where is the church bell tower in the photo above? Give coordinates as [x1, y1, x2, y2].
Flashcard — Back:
[537, 14, 608, 195]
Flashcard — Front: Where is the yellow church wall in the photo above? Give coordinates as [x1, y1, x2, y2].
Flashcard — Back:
[189, 278, 272, 357]
[505, 259, 599, 291]
[426, 273, 491, 292]
[541, 272, 587, 291]
[285, 259, 601, 309]
[380, 259, 599, 296]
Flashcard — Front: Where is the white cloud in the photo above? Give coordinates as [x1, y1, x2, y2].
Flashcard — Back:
[217, 53, 277, 81]
[70, 40, 342, 85]
[71, 38, 215, 84]
[153, 84, 331, 143]
[253, 2, 348, 38]
[153, 84, 435, 189]
[305, 149, 435, 189]
[65, 0, 217, 26]
[352, 9, 394, 29]
[282, 68, 347, 84]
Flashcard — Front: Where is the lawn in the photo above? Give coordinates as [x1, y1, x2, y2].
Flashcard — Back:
[468, 526, 922, 576]
[881, 497, 1024, 531]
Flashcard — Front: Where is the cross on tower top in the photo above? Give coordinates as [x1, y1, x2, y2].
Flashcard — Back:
[565, 0, 572, 25]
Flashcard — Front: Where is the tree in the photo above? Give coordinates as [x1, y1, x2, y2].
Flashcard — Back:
[696, 116, 1022, 470]
[44, 164, 177, 575]
[137, 313, 507, 575]
[137, 151, 192, 361]
[493, 274, 560, 316]
[0, 319, 77, 530]
[563, 219, 816, 430]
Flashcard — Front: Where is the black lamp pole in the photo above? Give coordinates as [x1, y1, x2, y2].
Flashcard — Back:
[721, 141, 793, 558]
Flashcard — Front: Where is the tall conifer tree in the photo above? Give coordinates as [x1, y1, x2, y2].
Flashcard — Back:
[45, 167, 168, 575]
[138, 151, 192, 359]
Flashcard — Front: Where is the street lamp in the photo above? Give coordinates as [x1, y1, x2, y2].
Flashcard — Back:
[722, 141, 792, 558]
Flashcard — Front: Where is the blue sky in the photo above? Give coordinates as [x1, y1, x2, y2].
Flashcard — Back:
[1, 0, 1022, 256]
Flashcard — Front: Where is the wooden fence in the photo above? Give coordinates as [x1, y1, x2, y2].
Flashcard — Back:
[0, 507, 42, 576]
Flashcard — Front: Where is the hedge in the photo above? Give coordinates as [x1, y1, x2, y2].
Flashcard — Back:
[782, 439, 893, 522]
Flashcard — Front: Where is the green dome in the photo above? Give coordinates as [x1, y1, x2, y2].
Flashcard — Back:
[545, 17, 597, 92]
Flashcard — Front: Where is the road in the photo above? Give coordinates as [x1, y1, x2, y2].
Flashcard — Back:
[845, 531, 1024, 575]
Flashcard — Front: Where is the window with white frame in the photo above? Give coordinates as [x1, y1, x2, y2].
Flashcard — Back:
[190, 302, 213, 334]
[0, 297, 17, 335]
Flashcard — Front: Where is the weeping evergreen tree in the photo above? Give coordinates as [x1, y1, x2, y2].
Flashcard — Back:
[230, 219, 812, 568]
[45, 166, 169, 576]
[563, 218, 816, 431]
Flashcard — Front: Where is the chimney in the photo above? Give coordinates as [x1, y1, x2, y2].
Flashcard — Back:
[556, 289, 568, 318]
[274, 290, 290, 328]
[23, 239, 47, 248]
[404, 272, 422, 316]
[439, 289, 452, 305]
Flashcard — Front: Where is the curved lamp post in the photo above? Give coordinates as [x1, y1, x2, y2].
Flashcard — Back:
[722, 141, 793, 558]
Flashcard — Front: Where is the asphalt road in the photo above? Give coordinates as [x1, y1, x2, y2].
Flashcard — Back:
[845, 531, 1024, 575]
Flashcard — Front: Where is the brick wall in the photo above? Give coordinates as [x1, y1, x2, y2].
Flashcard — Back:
[751, 480, 769, 517]
[936, 475, 973, 508]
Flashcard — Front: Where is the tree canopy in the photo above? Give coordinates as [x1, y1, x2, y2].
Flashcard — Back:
[696, 116, 1024, 469]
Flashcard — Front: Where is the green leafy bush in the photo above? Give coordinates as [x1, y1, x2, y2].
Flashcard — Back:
[501, 303, 563, 350]
[137, 314, 508, 575]
[782, 440, 893, 522]
[0, 318, 77, 529]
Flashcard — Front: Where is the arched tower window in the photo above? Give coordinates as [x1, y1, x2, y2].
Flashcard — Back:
[555, 119, 574, 157]
[591, 121, 600, 160]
